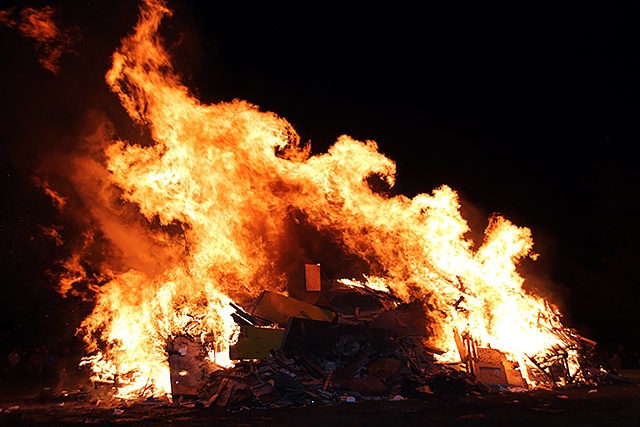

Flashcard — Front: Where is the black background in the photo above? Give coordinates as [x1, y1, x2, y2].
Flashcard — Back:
[1, 1, 639, 367]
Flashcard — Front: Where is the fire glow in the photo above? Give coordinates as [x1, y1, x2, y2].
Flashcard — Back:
[43, 0, 583, 398]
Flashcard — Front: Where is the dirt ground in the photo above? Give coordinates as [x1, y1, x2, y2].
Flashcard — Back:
[1, 370, 639, 427]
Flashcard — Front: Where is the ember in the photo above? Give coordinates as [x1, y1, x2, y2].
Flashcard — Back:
[7, 0, 622, 405]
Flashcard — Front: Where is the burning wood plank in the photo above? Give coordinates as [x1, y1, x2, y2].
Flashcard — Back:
[305, 264, 322, 292]
[168, 336, 212, 398]
[251, 291, 336, 326]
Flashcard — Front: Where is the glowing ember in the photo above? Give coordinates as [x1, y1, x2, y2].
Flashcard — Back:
[47, 0, 583, 397]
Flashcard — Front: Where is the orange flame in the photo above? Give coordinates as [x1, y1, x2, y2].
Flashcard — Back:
[54, 0, 580, 396]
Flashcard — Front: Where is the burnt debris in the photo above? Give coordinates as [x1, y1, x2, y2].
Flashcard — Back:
[157, 267, 621, 409]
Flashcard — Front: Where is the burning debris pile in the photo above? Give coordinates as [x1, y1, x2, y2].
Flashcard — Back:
[194, 291, 475, 408]
[155, 268, 612, 409]
[14, 0, 619, 408]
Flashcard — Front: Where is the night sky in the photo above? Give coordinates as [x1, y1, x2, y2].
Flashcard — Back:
[1, 1, 639, 365]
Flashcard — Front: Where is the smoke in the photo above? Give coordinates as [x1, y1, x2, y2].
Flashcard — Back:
[0, 1, 176, 295]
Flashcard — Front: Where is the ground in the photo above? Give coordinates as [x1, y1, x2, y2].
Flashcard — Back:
[1, 370, 639, 426]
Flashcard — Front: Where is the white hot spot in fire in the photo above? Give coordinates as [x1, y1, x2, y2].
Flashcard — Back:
[51, 0, 598, 399]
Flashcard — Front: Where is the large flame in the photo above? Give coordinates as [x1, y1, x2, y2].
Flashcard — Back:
[55, 0, 579, 397]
